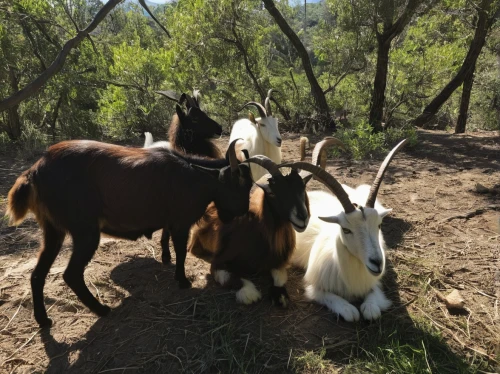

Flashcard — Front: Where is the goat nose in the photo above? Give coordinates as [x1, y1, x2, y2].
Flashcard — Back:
[369, 258, 382, 268]
[276, 138, 282, 145]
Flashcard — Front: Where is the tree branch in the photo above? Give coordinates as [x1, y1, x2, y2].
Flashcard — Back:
[0, 0, 122, 112]
[138, 0, 171, 38]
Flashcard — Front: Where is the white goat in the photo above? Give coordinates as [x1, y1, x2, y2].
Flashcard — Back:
[144, 132, 171, 149]
[288, 140, 407, 322]
[230, 90, 282, 181]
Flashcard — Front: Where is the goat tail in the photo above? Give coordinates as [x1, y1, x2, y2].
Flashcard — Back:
[6, 171, 34, 226]
[299, 137, 310, 161]
[144, 132, 154, 148]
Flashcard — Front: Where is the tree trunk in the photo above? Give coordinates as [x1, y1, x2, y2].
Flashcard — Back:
[369, 38, 391, 132]
[368, 0, 423, 132]
[262, 0, 330, 117]
[455, 68, 475, 133]
[6, 66, 22, 140]
[414, 0, 492, 127]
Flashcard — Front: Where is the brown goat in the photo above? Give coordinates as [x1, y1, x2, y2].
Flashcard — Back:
[6, 139, 266, 327]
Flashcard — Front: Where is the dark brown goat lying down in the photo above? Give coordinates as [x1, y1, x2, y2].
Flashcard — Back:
[6, 139, 282, 328]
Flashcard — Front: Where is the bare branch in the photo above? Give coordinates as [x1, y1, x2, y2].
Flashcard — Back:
[0, 0, 122, 112]
[138, 0, 171, 38]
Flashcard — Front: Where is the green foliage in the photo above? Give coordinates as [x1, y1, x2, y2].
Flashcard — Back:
[0, 0, 499, 148]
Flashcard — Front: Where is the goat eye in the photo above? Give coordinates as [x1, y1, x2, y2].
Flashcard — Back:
[342, 228, 352, 234]
[378, 224, 381, 229]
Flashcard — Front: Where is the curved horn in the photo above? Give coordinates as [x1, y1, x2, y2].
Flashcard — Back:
[312, 137, 346, 168]
[245, 155, 281, 178]
[265, 89, 279, 115]
[155, 90, 181, 102]
[227, 138, 241, 173]
[280, 161, 355, 213]
[365, 138, 408, 208]
[239, 101, 267, 118]
[264, 97, 272, 116]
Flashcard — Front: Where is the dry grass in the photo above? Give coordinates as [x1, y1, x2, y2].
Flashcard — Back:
[0, 130, 498, 373]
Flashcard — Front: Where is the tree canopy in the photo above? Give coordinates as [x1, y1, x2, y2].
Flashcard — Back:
[0, 0, 499, 143]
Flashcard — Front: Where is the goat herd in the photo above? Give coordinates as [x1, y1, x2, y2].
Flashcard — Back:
[6, 89, 407, 328]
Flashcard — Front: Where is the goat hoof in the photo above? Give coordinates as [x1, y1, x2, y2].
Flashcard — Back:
[37, 316, 53, 329]
[95, 305, 111, 317]
[178, 278, 192, 289]
[270, 286, 289, 308]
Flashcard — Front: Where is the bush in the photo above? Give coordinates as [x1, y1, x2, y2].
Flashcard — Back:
[333, 120, 418, 160]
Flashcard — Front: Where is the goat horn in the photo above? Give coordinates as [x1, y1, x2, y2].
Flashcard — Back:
[265, 89, 279, 116]
[365, 139, 408, 208]
[155, 90, 181, 103]
[245, 155, 281, 178]
[227, 138, 241, 173]
[280, 161, 355, 213]
[311, 137, 346, 168]
[239, 102, 267, 118]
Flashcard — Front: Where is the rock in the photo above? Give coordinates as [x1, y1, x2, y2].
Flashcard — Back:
[445, 289, 465, 310]
[475, 183, 490, 194]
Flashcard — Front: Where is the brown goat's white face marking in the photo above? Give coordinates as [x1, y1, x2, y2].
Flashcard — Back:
[319, 207, 391, 277]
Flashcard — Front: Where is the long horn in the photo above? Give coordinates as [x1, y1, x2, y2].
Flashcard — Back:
[312, 137, 346, 169]
[155, 90, 181, 102]
[227, 138, 241, 173]
[245, 155, 281, 178]
[365, 138, 408, 208]
[280, 161, 355, 213]
[265, 89, 279, 115]
[239, 102, 267, 118]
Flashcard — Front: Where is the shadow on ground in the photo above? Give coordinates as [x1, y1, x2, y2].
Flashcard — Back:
[37, 214, 475, 373]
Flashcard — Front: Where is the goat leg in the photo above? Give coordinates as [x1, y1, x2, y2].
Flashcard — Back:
[63, 227, 111, 317]
[31, 221, 65, 327]
[160, 228, 171, 264]
[270, 267, 289, 308]
[171, 229, 191, 288]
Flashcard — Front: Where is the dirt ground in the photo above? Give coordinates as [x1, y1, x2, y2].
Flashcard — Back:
[0, 130, 498, 373]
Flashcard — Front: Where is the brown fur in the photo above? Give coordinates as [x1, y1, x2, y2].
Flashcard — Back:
[189, 184, 310, 277]
[6, 139, 253, 326]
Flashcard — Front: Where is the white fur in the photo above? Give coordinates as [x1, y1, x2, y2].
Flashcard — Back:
[292, 186, 392, 321]
[271, 268, 287, 287]
[236, 279, 262, 304]
[214, 270, 230, 286]
[143, 132, 171, 149]
[229, 117, 282, 181]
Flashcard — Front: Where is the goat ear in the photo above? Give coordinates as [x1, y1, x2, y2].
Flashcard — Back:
[318, 215, 340, 224]
[249, 112, 256, 124]
[190, 164, 220, 179]
[256, 182, 274, 196]
[301, 172, 313, 185]
[379, 208, 392, 218]
[176, 104, 185, 119]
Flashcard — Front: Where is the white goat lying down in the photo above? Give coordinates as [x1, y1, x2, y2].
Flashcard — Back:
[287, 139, 408, 321]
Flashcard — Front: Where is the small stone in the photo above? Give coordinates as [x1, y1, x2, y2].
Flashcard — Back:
[475, 183, 490, 194]
[445, 289, 465, 310]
